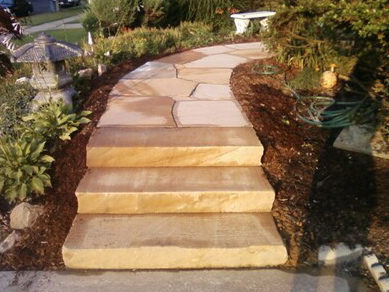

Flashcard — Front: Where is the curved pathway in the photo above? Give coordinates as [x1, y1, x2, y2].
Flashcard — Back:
[63, 42, 288, 270]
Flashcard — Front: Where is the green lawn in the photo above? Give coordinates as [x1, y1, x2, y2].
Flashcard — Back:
[21, 5, 85, 26]
[15, 28, 87, 46]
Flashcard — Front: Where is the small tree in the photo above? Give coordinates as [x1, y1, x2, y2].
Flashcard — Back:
[0, 7, 22, 76]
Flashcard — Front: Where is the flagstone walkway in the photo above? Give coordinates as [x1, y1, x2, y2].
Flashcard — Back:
[63, 42, 288, 269]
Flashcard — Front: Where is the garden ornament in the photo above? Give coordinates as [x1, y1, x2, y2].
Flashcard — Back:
[320, 64, 338, 89]
[11, 33, 83, 109]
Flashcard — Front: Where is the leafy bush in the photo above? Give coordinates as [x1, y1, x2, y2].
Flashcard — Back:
[21, 101, 91, 145]
[0, 136, 53, 202]
[93, 22, 217, 64]
[0, 82, 35, 136]
[88, 0, 141, 34]
[141, 0, 178, 28]
[81, 9, 100, 33]
[0, 100, 90, 203]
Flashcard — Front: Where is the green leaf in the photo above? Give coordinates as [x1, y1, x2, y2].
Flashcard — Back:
[31, 177, 44, 194]
[40, 155, 55, 164]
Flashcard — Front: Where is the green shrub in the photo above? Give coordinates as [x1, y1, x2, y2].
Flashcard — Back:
[21, 101, 91, 145]
[0, 82, 35, 136]
[93, 22, 218, 64]
[88, 0, 141, 33]
[81, 9, 100, 33]
[288, 68, 321, 90]
[0, 136, 53, 202]
[142, 0, 179, 28]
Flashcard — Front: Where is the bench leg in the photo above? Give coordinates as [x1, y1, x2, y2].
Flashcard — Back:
[234, 19, 250, 34]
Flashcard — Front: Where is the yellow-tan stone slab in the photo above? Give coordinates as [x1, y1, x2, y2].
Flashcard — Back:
[229, 49, 271, 60]
[158, 51, 205, 64]
[193, 45, 234, 55]
[192, 84, 233, 100]
[76, 167, 275, 214]
[98, 96, 176, 127]
[173, 100, 251, 127]
[177, 68, 232, 85]
[87, 127, 263, 167]
[62, 213, 288, 269]
[122, 62, 176, 80]
[110, 78, 198, 99]
[184, 54, 248, 69]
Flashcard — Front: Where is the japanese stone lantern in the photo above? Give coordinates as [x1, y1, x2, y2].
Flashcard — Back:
[12, 33, 83, 108]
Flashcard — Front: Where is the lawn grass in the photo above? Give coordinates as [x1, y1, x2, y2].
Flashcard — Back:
[21, 5, 85, 26]
[15, 28, 87, 46]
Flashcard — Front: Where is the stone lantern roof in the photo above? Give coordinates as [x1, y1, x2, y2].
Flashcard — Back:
[12, 33, 83, 63]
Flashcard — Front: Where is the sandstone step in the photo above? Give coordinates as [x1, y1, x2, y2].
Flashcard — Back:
[87, 127, 262, 167]
[63, 213, 288, 269]
[76, 167, 275, 214]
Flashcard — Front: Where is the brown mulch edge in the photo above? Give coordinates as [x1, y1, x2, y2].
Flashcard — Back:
[231, 59, 389, 289]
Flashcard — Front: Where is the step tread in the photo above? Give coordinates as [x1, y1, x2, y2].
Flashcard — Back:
[76, 167, 275, 214]
[77, 167, 273, 193]
[63, 213, 287, 269]
[87, 127, 262, 148]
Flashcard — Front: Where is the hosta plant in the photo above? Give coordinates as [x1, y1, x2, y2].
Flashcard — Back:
[0, 136, 53, 203]
[21, 101, 91, 143]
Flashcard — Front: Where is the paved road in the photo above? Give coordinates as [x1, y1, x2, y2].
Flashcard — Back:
[0, 270, 352, 292]
[24, 15, 82, 34]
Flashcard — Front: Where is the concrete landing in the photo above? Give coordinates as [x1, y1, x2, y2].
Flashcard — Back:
[63, 213, 287, 269]
[0, 270, 350, 292]
[76, 167, 275, 214]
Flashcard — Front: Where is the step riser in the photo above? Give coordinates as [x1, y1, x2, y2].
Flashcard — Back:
[76, 191, 274, 214]
[87, 147, 262, 167]
[63, 246, 287, 269]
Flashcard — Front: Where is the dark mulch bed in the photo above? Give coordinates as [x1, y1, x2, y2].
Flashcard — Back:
[0, 58, 148, 270]
[231, 59, 389, 285]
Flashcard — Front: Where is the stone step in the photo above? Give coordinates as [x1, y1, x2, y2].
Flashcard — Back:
[87, 127, 262, 167]
[63, 213, 288, 269]
[76, 167, 275, 214]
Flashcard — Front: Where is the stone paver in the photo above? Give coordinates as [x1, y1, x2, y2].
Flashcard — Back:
[174, 100, 250, 127]
[122, 62, 176, 79]
[110, 78, 197, 99]
[225, 42, 265, 50]
[230, 49, 271, 59]
[0, 270, 351, 292]
[86, 127, 263, 167]
[98, 96, 176, 127]
[76, 167, 275, 214]
[193, 45, 235, 55]
[158, 51, 205, 64]
[192, 84, 233, 100]
[63, 213, 287, 269]
[184, 54, 248, 69]
[178, 68, 232, 85]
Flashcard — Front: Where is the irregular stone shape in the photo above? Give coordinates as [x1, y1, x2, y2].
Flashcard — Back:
[78, 68, 94, 79]
[174, 100, 251, 127]
[15, 77, 30, 84]
[193, 45, 234, 55]
[184, 54, 248, 69]
[334, 125, 389, 160]
[122, 62, 176, 80]
[10, 203, 43, 230]
[364, 254, 389, 292]
[110, 78, 198, 99]
[98, 64, 107, 76]
[318, 243, 364, 265]
[0, 270, 352, 292]
[87, 127, 263, 167]
[98, 96, 176, 127]
[225, 42, 265, 51]
[158, 51, 205, 65]
[178, 68, 232, 85]
[192, 84, 233, 100]
[0, 231, 20, 254]
[229, 49, 271, 60]
[63, 213, 288, 269]
[76, 167, 275, 214]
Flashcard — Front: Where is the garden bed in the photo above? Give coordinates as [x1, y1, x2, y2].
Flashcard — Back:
[231, 59, 389, 288]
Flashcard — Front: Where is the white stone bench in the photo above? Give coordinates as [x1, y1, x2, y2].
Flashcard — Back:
[231, 11, 276, 34]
